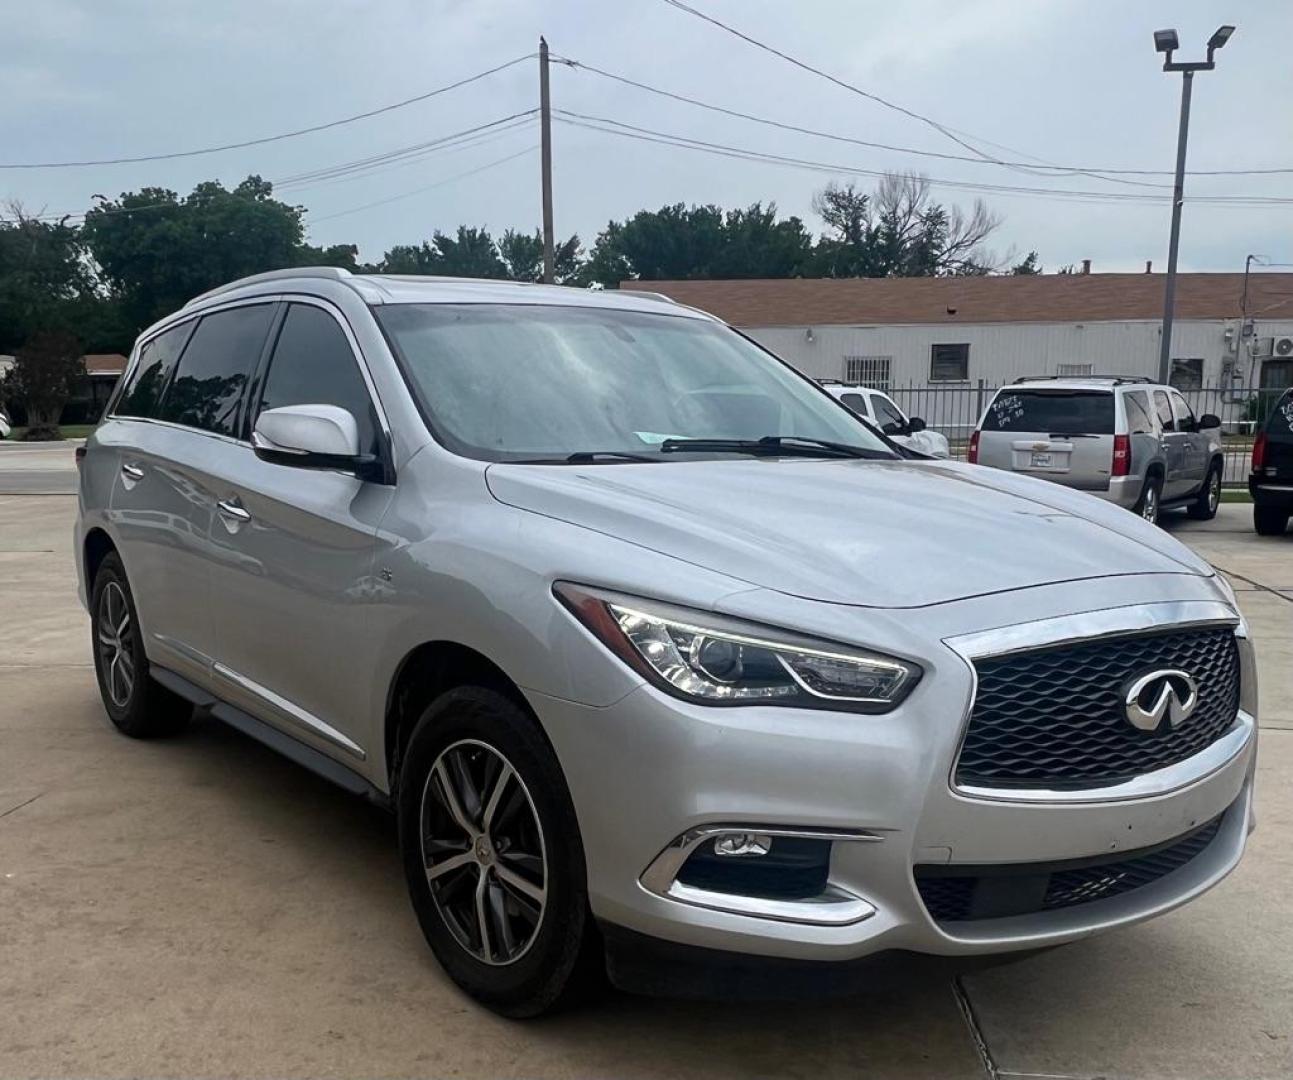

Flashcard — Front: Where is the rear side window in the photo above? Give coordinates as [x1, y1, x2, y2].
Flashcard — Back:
[115, 321, 194, 419]
[256, 304, 380, 456]
[156, 304, 274, 436]
[1154, 390, 1175, 433]
[1264, 389, 1293, 441]
[840, 393, 869, 417]
[1124, 391, 1155, 435]
[981, 390, 1114, 434]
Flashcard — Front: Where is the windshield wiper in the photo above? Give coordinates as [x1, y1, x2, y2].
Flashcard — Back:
[659, 435, 890, 460]
[508, 451, 658, 464]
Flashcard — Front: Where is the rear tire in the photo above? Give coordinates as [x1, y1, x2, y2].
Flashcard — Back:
[90, 552, 192, 738]
[1188, 463, 1222, 520]
[1254, 504, 1290, 536]
[397, 686, 601, 1017]
[1134, 476, 1162, 526]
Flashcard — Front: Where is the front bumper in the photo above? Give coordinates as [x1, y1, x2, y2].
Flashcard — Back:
[532, 588, 1256, 964]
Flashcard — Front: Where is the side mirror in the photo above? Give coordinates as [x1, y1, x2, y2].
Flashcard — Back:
[1198, 413, 1222, 430]
[253, 404, 380, 479]
[907, 416, 927, 433]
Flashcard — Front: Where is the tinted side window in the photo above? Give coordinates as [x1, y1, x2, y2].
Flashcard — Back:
[157, 305, 274, 436]
[1124, 391, 1155, 435]
[873, 395, 906, 428]
[257, 304, 379, 456]
[840, 393, 869, 418]
[115, 322, 194, 419]
[1154, 390, 1175, 432]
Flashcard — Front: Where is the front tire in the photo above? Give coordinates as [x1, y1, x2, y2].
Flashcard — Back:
[1254, 504, 1290, 536]
[397, 686, 600, 1017]
[90, 552, 192, 738]
[1188, 462, 1222, 520]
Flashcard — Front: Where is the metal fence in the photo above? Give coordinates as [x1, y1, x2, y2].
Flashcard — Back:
[878, 381, 1283, 487]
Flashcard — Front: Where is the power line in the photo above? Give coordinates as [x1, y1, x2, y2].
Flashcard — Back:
[0, 55, 534, 170]
[554, 111, 1293, 207]
[555, 55, 1293, 180]
[309, 144, 539, 224]
[23, 113, 539, 223]
[653, 0, 1267, 190]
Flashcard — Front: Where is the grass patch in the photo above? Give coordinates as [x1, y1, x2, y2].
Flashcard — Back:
[1220, 489, 1252, 504]
[5, 424, 97, 442]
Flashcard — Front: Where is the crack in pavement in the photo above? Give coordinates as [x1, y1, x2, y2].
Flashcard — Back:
[0, 792, 43, 820]
[953, 975, 1001, 1080]
[1216, 565, 1293, 604]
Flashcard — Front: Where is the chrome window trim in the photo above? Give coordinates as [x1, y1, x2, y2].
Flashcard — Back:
[639, 824, 883, 926]
[213, 662, 365, 759]
[942, 600, 1248, 805]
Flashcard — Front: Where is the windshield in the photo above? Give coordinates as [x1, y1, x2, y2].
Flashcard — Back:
[982, 389, 1115, 434]
[376, 303, 894, 461]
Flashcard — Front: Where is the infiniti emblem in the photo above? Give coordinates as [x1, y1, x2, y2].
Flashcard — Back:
[1122, 669, 1199, 732]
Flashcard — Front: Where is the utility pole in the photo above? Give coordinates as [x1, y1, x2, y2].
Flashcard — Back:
[539, 37, 555, 284]
[1152, 25, 1234, 385]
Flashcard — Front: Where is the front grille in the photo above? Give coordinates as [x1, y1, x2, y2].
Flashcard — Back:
[957, 626, 1240, 789]
[916, 815, 1223, 923]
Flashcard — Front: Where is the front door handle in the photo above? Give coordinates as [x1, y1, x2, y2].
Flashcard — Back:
[216, 497, 252, 531]
[121, 462, 144, 481]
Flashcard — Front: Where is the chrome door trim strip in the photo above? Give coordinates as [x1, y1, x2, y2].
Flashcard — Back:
[213, 662, 365, 759]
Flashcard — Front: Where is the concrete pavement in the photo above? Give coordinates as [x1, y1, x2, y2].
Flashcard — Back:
[1, 457, 1290, 1078]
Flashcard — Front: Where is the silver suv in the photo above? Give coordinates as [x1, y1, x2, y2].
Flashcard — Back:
[75, 270, 1256, 1016]
[971, 376, 1224, 524]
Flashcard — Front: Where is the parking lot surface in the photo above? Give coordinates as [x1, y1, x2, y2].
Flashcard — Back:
[1, 444, 1290, 1079]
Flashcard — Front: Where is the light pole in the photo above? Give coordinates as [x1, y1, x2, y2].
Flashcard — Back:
[1153, 24, 1235, 385]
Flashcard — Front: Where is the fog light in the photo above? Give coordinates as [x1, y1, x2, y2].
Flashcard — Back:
[713, 832, 773, 857]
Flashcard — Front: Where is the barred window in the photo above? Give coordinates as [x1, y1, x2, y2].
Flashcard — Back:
[1057, 362, 1093, 376]
[842, 355, 892, 388]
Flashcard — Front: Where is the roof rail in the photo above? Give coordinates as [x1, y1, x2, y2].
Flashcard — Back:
[1012, 374, 1154, 386]
[185, 266, 354, 308]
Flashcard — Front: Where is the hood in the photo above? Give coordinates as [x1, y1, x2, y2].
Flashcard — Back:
[486, 457, 1212, 608]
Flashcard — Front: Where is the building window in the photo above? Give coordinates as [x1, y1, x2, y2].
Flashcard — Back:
[1057, 363, 1093, 376]
[930, 343, 970, 382]
[1170, 358, 1203, 391]
[842, 355, 892, 388]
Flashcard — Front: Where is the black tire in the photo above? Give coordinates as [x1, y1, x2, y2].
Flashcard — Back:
[1254, 504, 1290, 537]
[1134, 475, 1162, 526]
[397, 686, 601, 1017]
[1188, 462, 1223, 520]
[90, 552, 192, 738]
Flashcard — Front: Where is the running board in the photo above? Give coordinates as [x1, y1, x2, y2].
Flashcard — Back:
[151, 666, 390, 808]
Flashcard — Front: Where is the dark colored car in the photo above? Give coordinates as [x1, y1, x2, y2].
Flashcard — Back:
[1250, 388, 1293, 535]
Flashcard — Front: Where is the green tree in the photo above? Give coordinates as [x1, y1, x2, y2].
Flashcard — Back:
[0, 208, 95, 351]
[1010, 251, 1042, 275]
[2, 329, 85, 439]
[584, 202, 812, 285]
[82, 176, 307, 333]
[497, 229, 584, 284]
[377, 227, 507, 278]
[811, 173, 1002, 278]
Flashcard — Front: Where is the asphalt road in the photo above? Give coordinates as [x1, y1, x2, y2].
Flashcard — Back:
[0, 441, 80, 495]
[0, 455, 1290, 1078]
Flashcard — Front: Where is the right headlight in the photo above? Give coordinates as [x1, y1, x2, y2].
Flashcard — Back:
[554, 582, 921, 713]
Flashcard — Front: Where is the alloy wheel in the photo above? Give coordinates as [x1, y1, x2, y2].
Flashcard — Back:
[97, 581, 136, 708]
[420, 739, 548, 966]
[1208, 471, 1221, 514]
[1142, 485, 1159, 523]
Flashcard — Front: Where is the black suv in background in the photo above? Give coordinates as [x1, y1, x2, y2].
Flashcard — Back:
[1250, 388, 1293, 536]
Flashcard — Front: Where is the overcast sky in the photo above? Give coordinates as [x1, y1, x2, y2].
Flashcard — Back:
[2, 0, 1289, 274]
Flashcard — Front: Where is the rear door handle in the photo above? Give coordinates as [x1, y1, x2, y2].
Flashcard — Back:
[216, 497, 252, 529]
[121, 462, 144, 481]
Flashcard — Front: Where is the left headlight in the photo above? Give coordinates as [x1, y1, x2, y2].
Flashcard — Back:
[554, 583, 921, 713]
